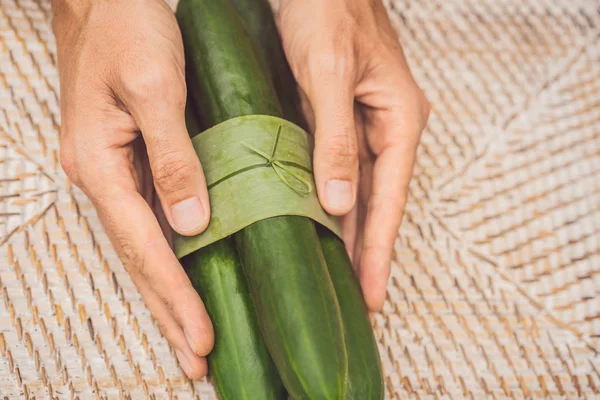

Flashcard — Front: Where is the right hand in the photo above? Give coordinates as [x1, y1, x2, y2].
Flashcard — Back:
[52, 0, 213, 379]
[278, 0, 430, 311]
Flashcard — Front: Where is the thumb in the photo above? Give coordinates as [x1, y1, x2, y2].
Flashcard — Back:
[119, 69, 210, 236]
[307, 71, 358, 215]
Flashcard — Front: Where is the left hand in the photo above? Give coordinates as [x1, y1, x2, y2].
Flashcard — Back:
[278, 0, 430, 311]
[51, 0, 213, 378]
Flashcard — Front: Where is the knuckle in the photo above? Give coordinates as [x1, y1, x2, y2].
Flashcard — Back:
[369, 190, 407, 215]
[421, 94, 431, 123]
[306, 28, 356, 82]
[59, 134, 89, 188]
[163, 75, 187, 109]
[309, 47, 355, 81]
[59, 147, 78, 182]
[124, 67, 164, 96]
[116, 235, 143, 278]
[422, 99, 431, 129]
[123, 64, 185, 106]
[155, 317, 173, 340]
[413, 86, 431, 124]
[161, 294, 176, 315]
[323, 132, 359, 169]
[386, 86, 430, 145]
[152, 151, 197, 193]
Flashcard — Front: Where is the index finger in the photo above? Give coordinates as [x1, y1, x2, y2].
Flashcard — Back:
[81, 152, 214, 365]
[359, 143, 416, 311]
[95, 182, 214, 356]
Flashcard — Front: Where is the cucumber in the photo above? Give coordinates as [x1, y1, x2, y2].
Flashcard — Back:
[177, 1, 348, 399]
[181, 14, 286, 400]
[184, 94, 202, 137]
[227, 0, 305, 126]
[235, 217, 346, 400]
[183, 93, 285, 400]
[181, 242, 285, 400]
[317, 228, 384, 400]
[228, 2, 385, 397]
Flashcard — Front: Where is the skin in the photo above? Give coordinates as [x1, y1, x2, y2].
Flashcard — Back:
[51, 0, 429, 379]
[279, 0, 430, 312]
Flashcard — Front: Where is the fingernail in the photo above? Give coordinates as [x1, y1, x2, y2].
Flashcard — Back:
[175, 349, 192, 376]
[171, 197, 205, 234]
[184, 328, 199, 355]
[326, 180, 353, 212]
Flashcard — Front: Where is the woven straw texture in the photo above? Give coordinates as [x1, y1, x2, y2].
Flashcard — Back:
[1, 0, 599, 398]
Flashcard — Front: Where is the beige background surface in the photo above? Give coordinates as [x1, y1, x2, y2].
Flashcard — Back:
[0, 0, 599, 398]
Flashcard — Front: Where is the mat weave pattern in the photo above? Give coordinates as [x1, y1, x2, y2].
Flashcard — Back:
[1, 0, 599, 398]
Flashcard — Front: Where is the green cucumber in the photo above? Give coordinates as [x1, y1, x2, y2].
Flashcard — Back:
[177, 0, 348, 399]
[235, 217, 346, 400]
[317, 227, 384, 399]
[184, 94, 202, 137]
[181, 242, 285, 400]
[180, 13, 285, 400]
[229, 2, 384, 397]
[227, 0, 304, 126]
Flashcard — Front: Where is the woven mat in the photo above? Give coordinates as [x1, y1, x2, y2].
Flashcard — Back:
[1, 0, 599, 398]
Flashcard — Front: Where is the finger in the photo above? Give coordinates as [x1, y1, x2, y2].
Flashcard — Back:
[304, 60, 358, 215]
[341, 203, 358, 264]
[352, 159, 372, 271]
[298, 87, 316, 133]
[356, 62, 428, 310]
[136, 276, 208, 379]
[340, 108, 369, 262]
[83, 156, 214, 358]
[360, 143, 417, 311]
[117, 65, 210, 236]
[131, 139, 174, 245]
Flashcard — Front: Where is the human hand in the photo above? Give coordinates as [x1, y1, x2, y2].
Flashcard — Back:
[278, 0, 430, 311]
[52, 0, 212, 378]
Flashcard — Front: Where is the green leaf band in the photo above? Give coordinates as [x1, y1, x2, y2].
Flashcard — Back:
[174, 115, 342, 259]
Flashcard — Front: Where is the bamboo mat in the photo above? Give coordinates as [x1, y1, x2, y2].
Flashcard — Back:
[0, 0, 599, 398]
